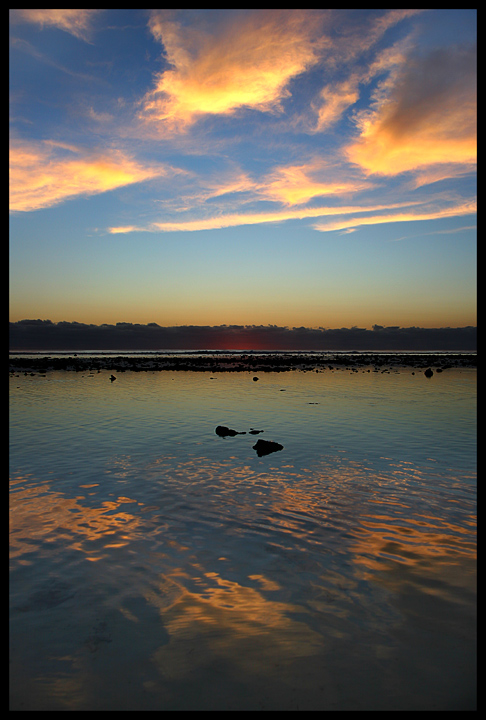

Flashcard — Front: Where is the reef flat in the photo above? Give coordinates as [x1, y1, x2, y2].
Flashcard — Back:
[9, 352, 476, 376]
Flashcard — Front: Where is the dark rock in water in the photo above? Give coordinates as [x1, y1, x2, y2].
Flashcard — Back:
[253, 439, 284, 457]
[424, 368, 434, 378]
[249, 429, 264, 435]
[110, 375, 117, 382]
[253, 377, 259, 381]
[215, 425, 246, 437]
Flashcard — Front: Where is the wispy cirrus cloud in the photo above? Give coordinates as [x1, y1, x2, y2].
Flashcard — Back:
[9, 140, 166, 212]
[307, 12, 420, 133]
[313, 78, 361, 133]
[107, 199, 428, 234]
[256, 162, 368, 206]
[107, 191, 476, 235]
[9, 9, 102, 41]
[313, 198, 477, 233]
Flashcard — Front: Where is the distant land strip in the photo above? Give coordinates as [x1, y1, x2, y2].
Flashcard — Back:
[9, 321, 477, 352]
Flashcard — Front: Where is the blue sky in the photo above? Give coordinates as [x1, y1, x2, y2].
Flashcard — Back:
[9, 9, 476, 331]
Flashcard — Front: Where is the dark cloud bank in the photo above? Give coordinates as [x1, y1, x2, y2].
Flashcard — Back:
[9, 320, 477, 352]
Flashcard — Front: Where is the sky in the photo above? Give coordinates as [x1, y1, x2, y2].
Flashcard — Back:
[9, 9, 477, 339]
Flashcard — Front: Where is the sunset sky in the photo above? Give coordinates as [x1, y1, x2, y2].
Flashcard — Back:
[9, 9, 476, 332]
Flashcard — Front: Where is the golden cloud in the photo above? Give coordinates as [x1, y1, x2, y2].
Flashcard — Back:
[346, 45, 477, 177]
[9, 141, 163, 212]
[141, 10, 325, 130]
[163, 160, 368, 213]
[307, 29, 416, 135]
[412, 163, 477, 189]
[313, 79, 360, 132]
[259, 162, 367, 205]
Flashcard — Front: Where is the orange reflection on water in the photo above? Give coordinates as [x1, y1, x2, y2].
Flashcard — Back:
[349, 500, 477, 614]
[351, 510, 476, 572]
[9, 475, 142, 564]
[149, 568, 324, 683]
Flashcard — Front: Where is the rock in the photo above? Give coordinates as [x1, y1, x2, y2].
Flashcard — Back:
[253, 376, 259, 381]
[110, 375, 117, 381]
[215, 425, 246, 437]
[253, 439, 283, 457]
[249, 429, 264, 435]
[424, 368, 434, 378]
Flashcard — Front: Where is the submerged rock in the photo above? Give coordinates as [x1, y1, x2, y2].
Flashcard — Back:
[424, 368, 434, 378]
[253, 439, 284, 457]
[249, 429, 264, 435]
[215, 425, 246, 437]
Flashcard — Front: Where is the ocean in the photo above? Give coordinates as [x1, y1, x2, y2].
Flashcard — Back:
[9, 354, 476, 710]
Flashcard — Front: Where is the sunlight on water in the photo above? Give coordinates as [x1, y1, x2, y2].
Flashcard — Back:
[9, 367, 476, 710]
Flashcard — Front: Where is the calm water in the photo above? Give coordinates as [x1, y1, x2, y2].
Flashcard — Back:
[9, 366, 476, 710]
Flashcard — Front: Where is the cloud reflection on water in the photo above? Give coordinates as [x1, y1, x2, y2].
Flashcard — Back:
[9, 369, 476, 709]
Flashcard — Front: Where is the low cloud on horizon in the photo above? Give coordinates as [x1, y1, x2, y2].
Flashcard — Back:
[9, 319, 477, 352]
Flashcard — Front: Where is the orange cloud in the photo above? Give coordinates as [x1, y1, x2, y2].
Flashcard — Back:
[259, 162, 367, 205]
[170, 160, 368, 211]
[141, 10, 325, 130]
[412, 163, 477, 189]
[313, 79, 360, 132]
[9, 141, 164, 212]
[346, 45, 477, 177]
[307, 29, 416, 135]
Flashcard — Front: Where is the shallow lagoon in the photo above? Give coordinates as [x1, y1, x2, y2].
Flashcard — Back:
[9, 365, 476, 710]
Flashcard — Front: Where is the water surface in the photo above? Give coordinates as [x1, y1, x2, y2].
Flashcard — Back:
[9, 366, 476, 710]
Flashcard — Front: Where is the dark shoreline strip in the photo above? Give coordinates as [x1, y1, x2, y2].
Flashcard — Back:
[9, 353, 476, 374]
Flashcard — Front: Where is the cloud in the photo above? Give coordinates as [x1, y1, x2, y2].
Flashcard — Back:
[9, 9, 102, 41]
[140, 9, 425, 135]
[108, 194, 476, 235]
[9, 140, 165, 212]
[303, 12, 421, 134]
[180, 170, 257, 206]
[313, 78, 360, 132]
[313, 199, 477, 233]
[107, 200, 426, 234]
[139, 160, 368, 218]
[411, 164, 477, 189]
[257, 162, 368, 206]
[140, 9, 326, 131]
[346, 44, 477, 177]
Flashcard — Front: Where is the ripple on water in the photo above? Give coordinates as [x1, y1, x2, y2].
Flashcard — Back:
[9, 369, 476, 710]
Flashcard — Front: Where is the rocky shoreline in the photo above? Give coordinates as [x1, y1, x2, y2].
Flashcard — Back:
[9, 352, 476, 376]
